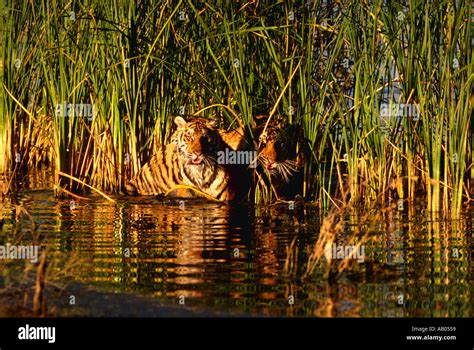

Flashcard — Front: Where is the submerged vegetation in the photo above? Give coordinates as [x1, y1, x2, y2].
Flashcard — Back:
[0, 1, 472, 216]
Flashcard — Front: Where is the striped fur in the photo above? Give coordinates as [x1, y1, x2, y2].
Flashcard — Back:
[126, 117, 236, 201]
[255, 115, 300, 183]
[219, 125, 246, 151]
[219, 115, 300, 182]
[219, 115, 301, 181]
[218, 115, 302, 200]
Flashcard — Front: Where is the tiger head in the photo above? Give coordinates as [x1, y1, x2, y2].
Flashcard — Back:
[172, 116, 222, 167]
[256, 115, 300, 182]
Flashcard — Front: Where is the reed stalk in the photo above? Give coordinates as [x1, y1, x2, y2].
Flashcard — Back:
[0, 1, 471, 214]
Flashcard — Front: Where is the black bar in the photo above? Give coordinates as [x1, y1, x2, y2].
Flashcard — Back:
[0, 317, 471, 349]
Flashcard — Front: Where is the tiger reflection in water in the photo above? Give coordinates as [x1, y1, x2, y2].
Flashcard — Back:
[125, 203, 283, 310]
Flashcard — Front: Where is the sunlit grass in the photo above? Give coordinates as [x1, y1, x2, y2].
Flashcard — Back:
[0, 1, 471, 216]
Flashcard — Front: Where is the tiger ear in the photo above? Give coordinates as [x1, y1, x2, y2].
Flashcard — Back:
[174, 116, 187, 128]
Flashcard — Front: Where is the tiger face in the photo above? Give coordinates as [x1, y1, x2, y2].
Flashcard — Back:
[172, 117, 221, 168]
[256, 116, 299, 182]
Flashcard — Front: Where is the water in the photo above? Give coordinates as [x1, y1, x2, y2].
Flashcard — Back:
[0, 173, 471, 317]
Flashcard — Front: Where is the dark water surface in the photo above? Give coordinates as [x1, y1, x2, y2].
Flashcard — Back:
[0, 173, 471, 317]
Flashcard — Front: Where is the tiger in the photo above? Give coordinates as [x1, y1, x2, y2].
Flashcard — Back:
[254, 115, 301, 182]
[216, 121, 247, 150]
[125, 116, 242, 202]
[219, 115, 301, 178]
[219, 114, 304, 200]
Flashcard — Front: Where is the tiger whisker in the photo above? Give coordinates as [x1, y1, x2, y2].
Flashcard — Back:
[276, 163, 291, 182]
[274, 160, 298, 182]
[282, 160, 298, 172]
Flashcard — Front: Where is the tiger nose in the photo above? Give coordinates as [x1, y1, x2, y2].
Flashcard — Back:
[192, 151, 202, 160]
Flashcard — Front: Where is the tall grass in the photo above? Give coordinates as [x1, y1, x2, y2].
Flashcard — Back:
[0, 1, 472, 216]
